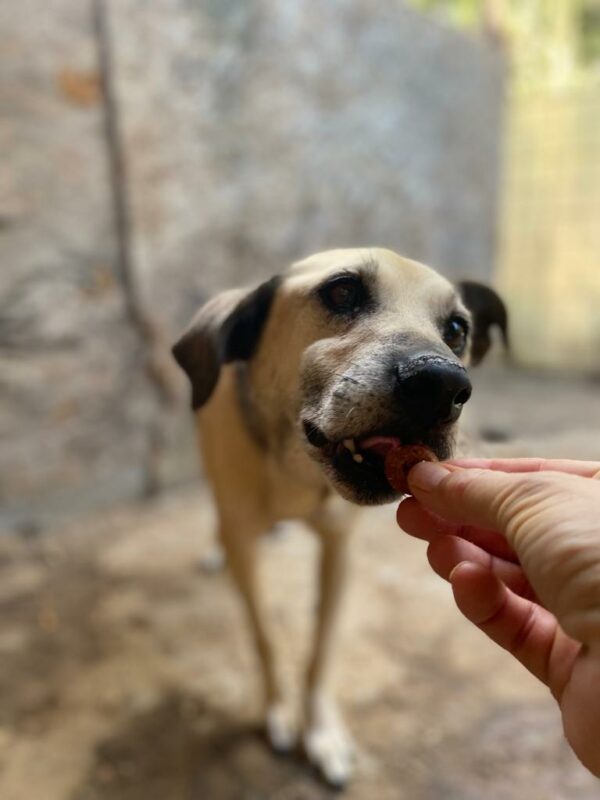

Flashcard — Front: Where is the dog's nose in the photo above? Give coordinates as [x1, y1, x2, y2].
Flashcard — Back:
[395, 358, 472, 427]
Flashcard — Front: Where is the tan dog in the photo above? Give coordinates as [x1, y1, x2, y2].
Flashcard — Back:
[172, 248, 507, 787]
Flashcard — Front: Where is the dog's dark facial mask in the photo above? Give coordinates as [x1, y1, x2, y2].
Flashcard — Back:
[292, 250, 508, 505]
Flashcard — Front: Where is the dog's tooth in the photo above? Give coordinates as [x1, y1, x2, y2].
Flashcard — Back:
[343, 438, 356, 453]
[353, 453, 363, 463]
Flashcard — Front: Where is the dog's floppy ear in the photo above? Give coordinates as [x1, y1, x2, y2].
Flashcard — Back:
[172, 275, 280, 409]
[457, 281, 509, 366]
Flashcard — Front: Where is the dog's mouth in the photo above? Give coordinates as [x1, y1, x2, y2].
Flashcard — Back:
[302, 420, 451, 505]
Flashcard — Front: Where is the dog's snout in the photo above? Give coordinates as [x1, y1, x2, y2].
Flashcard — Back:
[395, 358, 472, 427]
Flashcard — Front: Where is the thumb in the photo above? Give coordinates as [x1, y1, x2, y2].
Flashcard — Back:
[406, 461, 532, 537]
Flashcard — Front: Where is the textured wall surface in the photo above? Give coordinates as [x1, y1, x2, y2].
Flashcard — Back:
[109, 0, 505, 329]
[0, 0, 159, 527]
[0, 0, 504, 528]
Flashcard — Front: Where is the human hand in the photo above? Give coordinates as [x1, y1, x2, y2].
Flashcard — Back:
[396, 458, 600, 777]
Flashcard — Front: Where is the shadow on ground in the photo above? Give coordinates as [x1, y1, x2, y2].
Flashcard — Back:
[75, 693, 339, 800]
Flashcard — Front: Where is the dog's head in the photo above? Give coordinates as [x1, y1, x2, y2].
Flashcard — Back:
[173, 248, 508, 504]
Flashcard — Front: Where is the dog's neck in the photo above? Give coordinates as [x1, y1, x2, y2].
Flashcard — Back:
[234, 362, 269, 451]
[234, 362, 330, 495]
[234, 362, 300, 457]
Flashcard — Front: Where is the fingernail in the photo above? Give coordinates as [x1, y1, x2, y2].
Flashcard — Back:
[449, 561, 472, 582]
[408, 461, 451, 492]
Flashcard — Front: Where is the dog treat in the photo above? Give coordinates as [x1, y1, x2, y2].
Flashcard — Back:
[384, 444, 438, 494]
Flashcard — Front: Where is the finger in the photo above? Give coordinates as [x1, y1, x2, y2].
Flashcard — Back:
[426, 536, 534, 600]
[406, 461, 538, 536]
[450, 562, 580, 698]
[447, 457, 600, 479]
[397, 498, 518, 562]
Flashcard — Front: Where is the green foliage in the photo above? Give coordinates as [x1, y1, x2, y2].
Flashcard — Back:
[408, 0, 600, 86]
[408, 0, 481, 29]
[579, 2, 600, 65]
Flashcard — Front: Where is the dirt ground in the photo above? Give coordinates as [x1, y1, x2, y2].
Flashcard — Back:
[1, 365, 599, 800]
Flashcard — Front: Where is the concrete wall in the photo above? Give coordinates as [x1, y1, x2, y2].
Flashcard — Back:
[0, 0, 505, 529]
[0, 1, 159, 529]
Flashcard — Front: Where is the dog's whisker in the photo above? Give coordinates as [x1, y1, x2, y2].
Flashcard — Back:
[344, 406, 358, 424]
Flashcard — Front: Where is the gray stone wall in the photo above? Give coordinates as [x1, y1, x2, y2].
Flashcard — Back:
[0, 1, 158, 528]
[111, 0, 505, 328]
[0, 0, 504, 529]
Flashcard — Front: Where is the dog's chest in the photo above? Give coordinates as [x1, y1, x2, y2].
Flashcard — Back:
[263, 449, 330, 523]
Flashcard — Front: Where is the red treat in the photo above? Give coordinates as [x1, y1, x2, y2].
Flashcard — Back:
[384, 444, 438, 494]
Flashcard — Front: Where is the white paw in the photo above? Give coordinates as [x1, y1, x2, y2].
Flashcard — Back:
[304, 697, 355, 788]
[266, 702, 297, 754]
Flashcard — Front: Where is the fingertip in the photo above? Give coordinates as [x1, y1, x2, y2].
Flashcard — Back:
[426, 536, 454, 579]
[407, 461, 452, 494]
[408, 462, 474, 501]
[448, 560, 480, 584]
[427, 537, 482, 581]
[396, 496, 418, 528]
[449, 561, 507, 626]
[396, 497, 443, 542]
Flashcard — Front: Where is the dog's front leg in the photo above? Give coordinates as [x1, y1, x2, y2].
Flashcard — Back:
[220, 519, 296, 753]
[304, 502, 355, 787]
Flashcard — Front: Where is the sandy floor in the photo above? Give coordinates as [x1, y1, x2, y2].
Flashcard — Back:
[1, 365, 599, 800]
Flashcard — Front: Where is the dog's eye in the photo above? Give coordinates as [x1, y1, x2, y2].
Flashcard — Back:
[443, 316, 469, 356]
[319, 276, 366, 315]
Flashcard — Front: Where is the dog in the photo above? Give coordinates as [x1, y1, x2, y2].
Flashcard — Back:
[172, 248, 507, 787]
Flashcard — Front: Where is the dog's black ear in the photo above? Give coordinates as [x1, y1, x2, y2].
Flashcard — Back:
[172, 276, 280, 409]
[457, 281, 509, 366]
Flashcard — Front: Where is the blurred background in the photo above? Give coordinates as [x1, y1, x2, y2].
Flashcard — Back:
[0, 1, 599, 799]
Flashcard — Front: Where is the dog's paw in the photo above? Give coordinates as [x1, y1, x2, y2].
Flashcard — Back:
[303, 694, 355, 788]
[266, 702, 297, 754]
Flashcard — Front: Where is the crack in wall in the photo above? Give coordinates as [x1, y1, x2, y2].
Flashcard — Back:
[92, 0, 182, 496]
